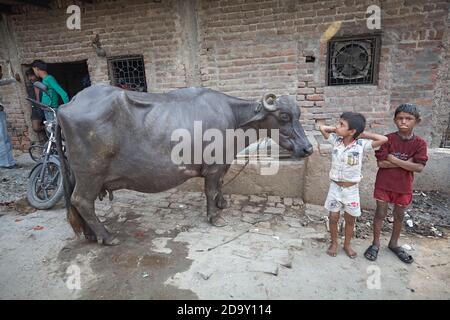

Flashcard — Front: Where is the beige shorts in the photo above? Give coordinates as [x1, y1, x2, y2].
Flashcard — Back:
[324, 181, 361, 217]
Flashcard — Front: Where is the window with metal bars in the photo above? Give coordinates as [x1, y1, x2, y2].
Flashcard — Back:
[327, 35, 380, 86]
[108, 55, 147, 92]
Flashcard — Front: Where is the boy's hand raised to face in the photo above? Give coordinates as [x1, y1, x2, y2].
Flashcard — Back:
[319, 125, 336, 140]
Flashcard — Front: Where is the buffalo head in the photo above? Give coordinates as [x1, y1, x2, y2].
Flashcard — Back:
[257, 93, 313, 158]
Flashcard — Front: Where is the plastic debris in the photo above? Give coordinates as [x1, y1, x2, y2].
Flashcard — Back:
[430, 227, 443, 237]
[401, 244, 412, 251]
[142, 272, 149, 278]
[323, 216, 330, 232]
[406, 220, 414, 228]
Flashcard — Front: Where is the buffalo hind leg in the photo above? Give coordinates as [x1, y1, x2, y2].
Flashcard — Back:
[71, 185, 120, 246]
[215, 165, 230, 209]
[216, 193, 228, 209]
[67, 204, 96, 241]
[205, 171, 227, 227]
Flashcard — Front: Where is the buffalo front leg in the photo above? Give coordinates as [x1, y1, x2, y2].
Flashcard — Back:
[204, 173, 227, 227]
[71, 186, 120, 246]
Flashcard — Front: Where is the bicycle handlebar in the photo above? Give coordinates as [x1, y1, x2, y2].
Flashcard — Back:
[26, 97, 57, 117]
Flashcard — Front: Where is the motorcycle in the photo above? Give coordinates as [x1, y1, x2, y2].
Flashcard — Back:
[26, 81, 64, 209]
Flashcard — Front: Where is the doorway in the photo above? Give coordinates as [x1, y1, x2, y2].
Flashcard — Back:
[47, 60, 90, 100]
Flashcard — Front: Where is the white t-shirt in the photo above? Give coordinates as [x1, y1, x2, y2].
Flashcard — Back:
[326, 133, 373, 183]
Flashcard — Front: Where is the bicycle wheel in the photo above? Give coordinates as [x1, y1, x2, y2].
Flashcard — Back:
[27, 162, 64, 209]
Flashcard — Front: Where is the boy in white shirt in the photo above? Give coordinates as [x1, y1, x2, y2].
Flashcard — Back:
[320, 112, 387, 258]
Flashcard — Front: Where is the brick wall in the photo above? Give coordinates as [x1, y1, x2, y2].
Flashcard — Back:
[10, 0, 185, 89]
[197, 0, 448, 138]
[0, 0, 448, 150]
[383, 0, 448, 145]
[0, 14, 30, 150]
[432, 7, 449, 147]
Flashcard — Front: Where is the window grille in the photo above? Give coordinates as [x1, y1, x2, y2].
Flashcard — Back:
[108, 55, 147, 92]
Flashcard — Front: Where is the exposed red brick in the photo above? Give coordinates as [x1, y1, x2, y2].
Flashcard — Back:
[307, 94, 324, 101]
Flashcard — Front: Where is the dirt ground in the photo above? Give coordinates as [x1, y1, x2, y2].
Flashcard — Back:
[0, 153, 449, 299]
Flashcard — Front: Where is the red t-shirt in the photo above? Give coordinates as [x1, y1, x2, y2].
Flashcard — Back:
[375, 132, 428, 194]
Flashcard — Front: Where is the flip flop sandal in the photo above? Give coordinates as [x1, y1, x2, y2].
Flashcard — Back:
[389, 246, 414, 264]
[364, 244, 379, 261]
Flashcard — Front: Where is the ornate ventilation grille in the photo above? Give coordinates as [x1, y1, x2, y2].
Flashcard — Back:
[108, 55, 147, 92]
[327, 35, 380, 86]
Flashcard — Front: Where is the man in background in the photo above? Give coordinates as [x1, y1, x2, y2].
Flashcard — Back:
[31, 60, 69, 121]
[25, 68, 46, 144]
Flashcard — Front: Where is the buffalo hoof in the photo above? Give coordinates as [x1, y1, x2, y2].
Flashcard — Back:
[85, 234, 98, 242]
[209, 215, 227, 227]
[99, 236, 121, 246]
[216, 197, 228, 209]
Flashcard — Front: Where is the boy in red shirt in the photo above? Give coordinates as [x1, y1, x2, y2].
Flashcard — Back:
[364, 104, 428, 263]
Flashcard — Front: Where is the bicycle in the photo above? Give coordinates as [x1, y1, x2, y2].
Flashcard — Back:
[26, 82, 64, 209]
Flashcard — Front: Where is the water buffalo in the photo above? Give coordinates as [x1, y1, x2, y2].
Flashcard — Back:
[56, 84, 313, 245]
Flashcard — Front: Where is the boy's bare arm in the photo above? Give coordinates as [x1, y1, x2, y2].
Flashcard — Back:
[359, 131, 388, 149]
[319, 125, 336, 140]
[386, 154, 425, 172]
[34, 87, 40, 102]
[377, 160, 399, 168]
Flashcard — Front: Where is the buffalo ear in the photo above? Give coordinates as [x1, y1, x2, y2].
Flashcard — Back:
[239, 109, 267, 127]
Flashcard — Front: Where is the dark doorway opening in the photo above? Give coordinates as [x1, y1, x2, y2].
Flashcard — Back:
[47, 60, 90, 100]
